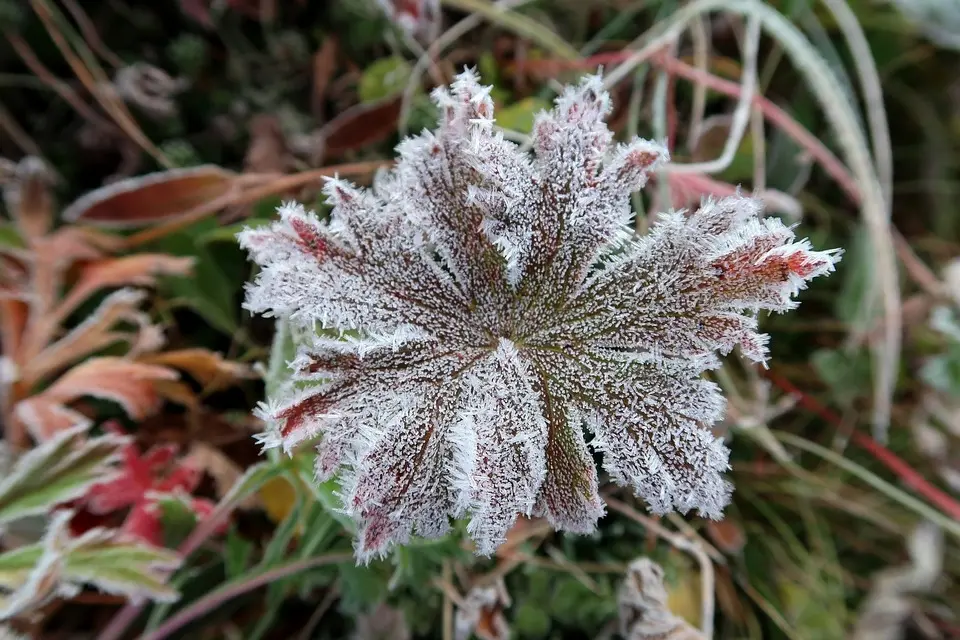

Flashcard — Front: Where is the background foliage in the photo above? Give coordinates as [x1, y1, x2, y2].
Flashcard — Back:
[0, 0, 958, 638]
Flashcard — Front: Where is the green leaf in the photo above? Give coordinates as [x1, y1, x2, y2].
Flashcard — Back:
[155, 222, 240, 335]
[338, 563, 387, 615]
[308, 476, 356, 534]
[0, 223, 25, 249]
[155, 495, 202, 549]
[0, 426, 126, 526]
[0, 544, 43, 589]
[358, 56, 412, 103]
[811, 347, 871, 408]
[514, 601, 551, 638]
[64, 529, 181, 603]
[835, 225, 881, 327]
[496, 97, 552, 134]
[224, 530, 254, 580]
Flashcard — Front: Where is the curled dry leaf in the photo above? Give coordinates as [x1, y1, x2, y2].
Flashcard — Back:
[61, 165, 235, 227]
[455, 579, 511, 640]
[113, 64, 188, 121]
[2, 157, 55, 242]
[14, 358, 178, 441]
[618, 558, 706, 640]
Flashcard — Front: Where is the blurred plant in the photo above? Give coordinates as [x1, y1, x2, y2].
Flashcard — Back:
[240, 70, 839, 562]
[852, 523, 944, 640]
[76, 424, 220, 547]
[0, 426, 180, 620]
[618, 557, 705, 640]
[887, 0, 960, 50]
[0, 157, 193, 448]
[374, 0, 441, 43]
[912, 301, 960, 497]
[454, 579, 511, 640]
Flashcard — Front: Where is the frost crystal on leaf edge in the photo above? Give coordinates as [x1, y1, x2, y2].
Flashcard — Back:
[239, 69, 841, 562]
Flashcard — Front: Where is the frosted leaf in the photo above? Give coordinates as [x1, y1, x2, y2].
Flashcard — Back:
[240, 70, 841, 561]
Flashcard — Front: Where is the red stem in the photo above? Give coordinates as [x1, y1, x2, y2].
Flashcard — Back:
[141, 553, 352, 640]
[764, 369, 960, 522]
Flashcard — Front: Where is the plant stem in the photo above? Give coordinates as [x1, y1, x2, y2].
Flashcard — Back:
[141, 552, 352, 640]
[765, 369, 960, 524]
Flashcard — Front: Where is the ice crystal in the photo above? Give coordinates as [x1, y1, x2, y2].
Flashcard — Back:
[239, 70, 841, 562]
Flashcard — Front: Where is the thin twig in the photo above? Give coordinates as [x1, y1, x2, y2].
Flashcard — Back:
[141, 553, 353, 640]
[60, 0, 125, 69]
[0, 101, 43, 158]
[764, 368, 960, 524]
[6, 33, 111, 129]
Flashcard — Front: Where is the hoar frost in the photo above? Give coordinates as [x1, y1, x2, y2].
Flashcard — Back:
[239, 70, 841, 562]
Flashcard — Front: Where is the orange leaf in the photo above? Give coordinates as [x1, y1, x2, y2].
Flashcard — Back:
[0, 298, 28, 364]
[139, 348, 255, 392]
[55, 254, 194, 323]
[62, 165, 236, 227]
[25, 289, 152, 387]
[705, 518, 746, 555]
[14, 357, 178, 441]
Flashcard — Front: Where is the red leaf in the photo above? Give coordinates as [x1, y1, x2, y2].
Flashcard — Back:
[320, 97, 402, 158]
[62, 166, 236, 227]
[83, 428, 224, 546]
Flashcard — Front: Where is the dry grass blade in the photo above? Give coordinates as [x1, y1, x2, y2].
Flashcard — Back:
[28, 0, 171, 168]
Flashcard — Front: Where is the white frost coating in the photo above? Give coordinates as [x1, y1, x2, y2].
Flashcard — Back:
[238, 69, 841, 562]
